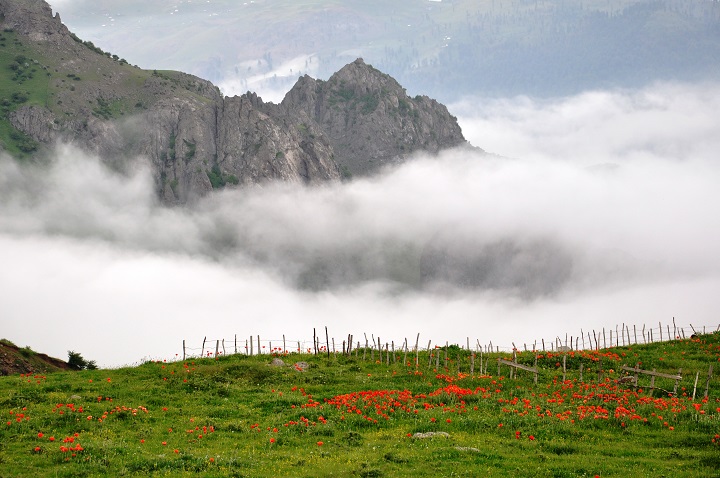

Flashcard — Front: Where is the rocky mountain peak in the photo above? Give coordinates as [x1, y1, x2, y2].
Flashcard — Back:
[0, 0, 71, 44]
[282, 57, 467, 177]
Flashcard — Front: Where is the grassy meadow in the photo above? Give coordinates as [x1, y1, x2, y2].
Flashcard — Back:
[1, 332, 719, 477]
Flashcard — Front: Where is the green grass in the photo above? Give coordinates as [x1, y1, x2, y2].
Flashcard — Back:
[1, 333, 719, 477]
[0, 30, 53, 156]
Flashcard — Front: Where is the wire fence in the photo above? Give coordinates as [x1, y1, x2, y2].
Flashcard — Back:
[181, 320, 720, 361]
[176, 321, 720, 399]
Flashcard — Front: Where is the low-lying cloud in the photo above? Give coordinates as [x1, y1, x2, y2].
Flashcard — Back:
[1, 81, 719, 366]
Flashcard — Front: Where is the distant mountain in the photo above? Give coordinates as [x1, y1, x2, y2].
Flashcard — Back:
[49, 0, 720, 101]
[0, 0, 469, 203]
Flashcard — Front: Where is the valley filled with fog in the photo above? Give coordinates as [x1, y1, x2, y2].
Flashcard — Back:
[2, 81, 719, 366]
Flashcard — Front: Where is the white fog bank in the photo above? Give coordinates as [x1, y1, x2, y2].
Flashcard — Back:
[1, 82, 719, 366]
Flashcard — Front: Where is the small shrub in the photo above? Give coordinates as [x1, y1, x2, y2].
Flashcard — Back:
[67, 350, 97, 370]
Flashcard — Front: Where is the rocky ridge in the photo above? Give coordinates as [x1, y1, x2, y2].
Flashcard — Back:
[1, 0, 471, 203]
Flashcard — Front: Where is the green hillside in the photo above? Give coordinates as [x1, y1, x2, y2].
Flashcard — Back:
[0, 22, 215, 159]
[1, 332, 719, 477]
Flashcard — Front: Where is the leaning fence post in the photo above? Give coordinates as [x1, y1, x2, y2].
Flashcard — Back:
[201, 336, 207, 357]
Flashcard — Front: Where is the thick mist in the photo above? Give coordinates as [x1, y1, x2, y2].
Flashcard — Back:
[2, 82, 719, 366]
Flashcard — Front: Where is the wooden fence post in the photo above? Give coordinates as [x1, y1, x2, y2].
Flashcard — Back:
[214, 340, 219, 359]
[325, 326, 330, 358]
[427, 341, 432, 368]
[182, 340, 186, 361]
[705, 364, 714, 398]
[633, 363, 640, 387]
[673, 317, 677, 339]
[673, 369, 682, 395]
[444, 341, 449, 369]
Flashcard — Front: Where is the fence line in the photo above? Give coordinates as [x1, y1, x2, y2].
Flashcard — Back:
[177, 336, 718, 400]
[180, 320, 720, 361]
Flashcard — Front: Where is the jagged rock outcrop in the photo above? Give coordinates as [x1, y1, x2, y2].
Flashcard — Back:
[282, 58, 466, 177]
[1, 0, 471, 203]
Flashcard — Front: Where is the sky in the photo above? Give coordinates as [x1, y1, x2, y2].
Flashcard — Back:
[2, 80, 720, 367]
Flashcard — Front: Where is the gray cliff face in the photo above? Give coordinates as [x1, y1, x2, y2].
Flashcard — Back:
[2, 1, 469, 203]
[282, 59, 467, 177]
